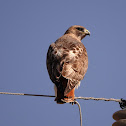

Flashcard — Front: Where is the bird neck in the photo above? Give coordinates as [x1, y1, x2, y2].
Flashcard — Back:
[65, 33, 82, 42]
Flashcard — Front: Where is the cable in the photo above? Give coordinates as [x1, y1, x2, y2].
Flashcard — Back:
[0, 92, 55, 97]
[0, 92, 121, 102]
[74, 101, 82, 126]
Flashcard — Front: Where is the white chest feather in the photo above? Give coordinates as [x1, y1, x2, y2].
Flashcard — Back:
[69, 50, 76, 58]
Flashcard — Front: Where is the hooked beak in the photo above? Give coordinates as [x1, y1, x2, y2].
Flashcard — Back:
[84, 29, 90, 36]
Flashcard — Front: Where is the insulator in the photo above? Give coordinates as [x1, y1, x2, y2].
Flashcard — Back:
[112, 109, 126, 126]
[112, 119, 126, 126]
[113, 109, 126, 121]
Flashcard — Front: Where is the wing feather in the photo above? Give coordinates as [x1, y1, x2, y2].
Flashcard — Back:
[46, 35, 88, 95]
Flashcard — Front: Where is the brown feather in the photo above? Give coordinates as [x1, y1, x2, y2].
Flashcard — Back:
[46, 25, 90, 103]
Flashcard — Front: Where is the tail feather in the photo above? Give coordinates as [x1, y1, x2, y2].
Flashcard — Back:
[55, 88, 75, 104]
[54, 77, 76, 104]
[54, 84, 75, 104]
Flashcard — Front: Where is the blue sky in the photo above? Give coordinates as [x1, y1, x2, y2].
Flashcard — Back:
[0, 0, 126, 126]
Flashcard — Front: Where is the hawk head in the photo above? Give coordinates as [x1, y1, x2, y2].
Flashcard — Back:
[64, 25, 90, 40]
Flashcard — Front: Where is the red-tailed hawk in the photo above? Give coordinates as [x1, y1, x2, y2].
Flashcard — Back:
[46, 25, 90, 104]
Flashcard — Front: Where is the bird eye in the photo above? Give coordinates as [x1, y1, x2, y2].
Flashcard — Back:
[76, 27, 84, 32]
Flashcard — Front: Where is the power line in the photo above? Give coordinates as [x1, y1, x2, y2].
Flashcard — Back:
[0, 91, 126, 126]
[0, 91, 121, 102]
[0, 91, 55, 97]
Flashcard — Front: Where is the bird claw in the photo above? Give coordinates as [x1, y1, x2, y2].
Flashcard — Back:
[61, 98, 75, 104]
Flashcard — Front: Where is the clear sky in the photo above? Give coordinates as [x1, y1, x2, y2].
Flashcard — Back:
[0, 0, 126, 126]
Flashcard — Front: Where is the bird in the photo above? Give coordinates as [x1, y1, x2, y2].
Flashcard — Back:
[46, 25, 90, 104]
